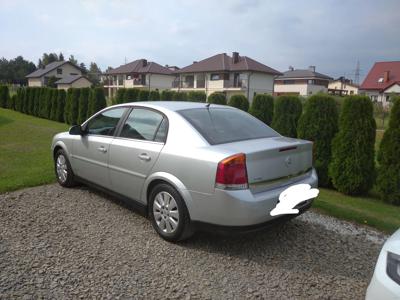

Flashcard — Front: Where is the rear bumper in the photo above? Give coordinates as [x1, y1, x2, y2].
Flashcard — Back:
[188, 168, 318, 226]
[192, 200, 312, 235]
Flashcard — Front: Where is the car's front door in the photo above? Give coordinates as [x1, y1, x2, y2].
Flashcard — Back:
[108, 107, 168, 202]
[70, 107, 127, 188]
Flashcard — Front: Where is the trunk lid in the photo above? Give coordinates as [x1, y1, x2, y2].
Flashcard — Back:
[213, 136, 313, 193]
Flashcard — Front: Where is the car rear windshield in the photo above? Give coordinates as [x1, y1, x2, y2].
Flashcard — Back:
[178, 107, 279, 145]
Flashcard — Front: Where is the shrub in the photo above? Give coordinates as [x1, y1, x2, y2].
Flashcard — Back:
[160, 90, 174, 101]
[88, 87, 106, 117]
[0, 86, 10, 108]
[207, 92, 226, 105]
[56, 89, 66, 122]
[69, 88, 81, 125]
[115, 88, 126, 104]
[148, 90, 160, 101]
[228, 94, 249, 111]
[297, 94, 339, 187]
[329, 95, 376, 195]
[78, 88, 90, 124]
[187, 91, 206, 102]
[138, 90, 150, 101]
[249, 94, 274, 125]
[27, 88, 35, 115]
[376, 96, 400, 204]
[271, 95, 302, 137]
[64, 89, 73, 124]
[49, 89, 59, 120]
[124, 88, 139, 103]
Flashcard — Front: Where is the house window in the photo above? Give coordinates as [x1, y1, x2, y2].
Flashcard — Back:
[70, 73, 78, 75]
[57, 68, 62, 75]
[223, 73, 230, 80]
[377, 77, 384, 83]
[386, 95, 391, 102]
[126, 75, 132, 80]
[308, 79, 314, 84]
[210, 74, 220, 80]
[283, 80, 295, 84]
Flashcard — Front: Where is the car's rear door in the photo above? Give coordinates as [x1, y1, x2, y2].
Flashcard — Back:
[71, 107, 127, 189]
[108, 107, 167, 202]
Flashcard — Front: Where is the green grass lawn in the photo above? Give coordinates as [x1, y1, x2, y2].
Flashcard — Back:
[314, 188, 400, 234]
[0, 108, 68, 193]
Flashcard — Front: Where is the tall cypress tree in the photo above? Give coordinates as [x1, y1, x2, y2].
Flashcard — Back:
[329, 95, 376, 195]
[272, 95, 302, 138]
[298, 94, 339, 187]
[376, 97, 400, 204]
[249, 94, 274, 125]
[56, 89, 66, 123]
[88, 88, 106, 117]
[70, 88, 81, 125]
[78, 87, 90, 124]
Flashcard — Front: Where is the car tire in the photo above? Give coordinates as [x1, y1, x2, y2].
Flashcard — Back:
[149, 183, 194, 242]
[54, 149, 76, 188]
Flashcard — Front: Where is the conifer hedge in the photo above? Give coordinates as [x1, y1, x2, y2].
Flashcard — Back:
[187, 91, 206, 102]
[207, 92, 226, 105]
[376, 96, 400, 204]
[64, 89, 73, 124]
[271, 95, 302, 138]
[137, 90, 148, 101]
[88, 87, 106, 117]
[148, 90, 160, 101]
[56, 89, 66, 123]
[172, 91, 187, 101]
[124, 88, 139, 103]
[329, 95, 376, 195]
[69, 88, 81, 125]
[228, 94, 249, 111]
[0, 85, 10, 108]
[15, 88, 23, 112]
[49, 89, 59, 121]
[78, 88, 90, 124]
[298, 94, 339, 187]
[160, 90, 174, 101]
[115, 88, 126, 104]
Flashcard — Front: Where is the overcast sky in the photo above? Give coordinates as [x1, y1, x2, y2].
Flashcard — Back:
[1, 0, 399, 82]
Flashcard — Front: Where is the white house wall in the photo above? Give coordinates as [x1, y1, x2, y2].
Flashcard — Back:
[147, 74, 175, 90]
[274, 83, 308, 96]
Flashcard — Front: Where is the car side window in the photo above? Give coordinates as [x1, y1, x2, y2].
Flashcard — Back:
[85, 108, 126, 136]
[154, 118, 168, 143]
[119, 108, 164, 141]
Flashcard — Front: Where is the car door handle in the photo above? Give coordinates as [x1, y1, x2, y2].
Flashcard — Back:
[97, 146, 107, 153]
[138, 153, 151, 161]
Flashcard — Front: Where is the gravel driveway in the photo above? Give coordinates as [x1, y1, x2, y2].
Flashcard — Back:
[0, 184, 387, 299]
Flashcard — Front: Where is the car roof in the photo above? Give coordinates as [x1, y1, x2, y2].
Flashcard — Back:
[112, 101, 229, 112]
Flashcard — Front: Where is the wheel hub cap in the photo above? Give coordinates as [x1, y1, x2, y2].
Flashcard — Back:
[56, 155, 68, 183]
[153, 191, 179, 234]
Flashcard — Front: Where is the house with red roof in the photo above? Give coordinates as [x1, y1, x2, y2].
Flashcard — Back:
[172, 52, 281, 102]
[360, 61, 400, 106]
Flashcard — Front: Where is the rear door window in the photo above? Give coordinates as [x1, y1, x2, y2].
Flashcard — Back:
[178, 107, 279, 145]
[119, 108, 165, 141]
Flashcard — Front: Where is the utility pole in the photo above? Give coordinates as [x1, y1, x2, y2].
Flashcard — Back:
[354, 60, 360, 85]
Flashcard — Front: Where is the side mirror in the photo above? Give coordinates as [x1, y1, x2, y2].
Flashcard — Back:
[69, 125, 86, 135]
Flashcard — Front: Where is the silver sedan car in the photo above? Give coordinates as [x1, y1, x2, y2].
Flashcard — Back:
[52, 101, 318, 241]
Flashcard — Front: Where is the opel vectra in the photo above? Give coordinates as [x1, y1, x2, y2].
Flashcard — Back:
[52, 102, 318, 241]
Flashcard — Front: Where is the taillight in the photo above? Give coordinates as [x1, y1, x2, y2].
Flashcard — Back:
[215, 153, 248, 190]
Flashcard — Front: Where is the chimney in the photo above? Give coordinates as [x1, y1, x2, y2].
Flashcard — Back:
[384, 71, 390, 82]
[142, 59, 147, 67]
[309, 66, 316, 72]
[232, 52, 239, 64]
[289, 66, 294, 71]
[193, 61, 197, 64]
